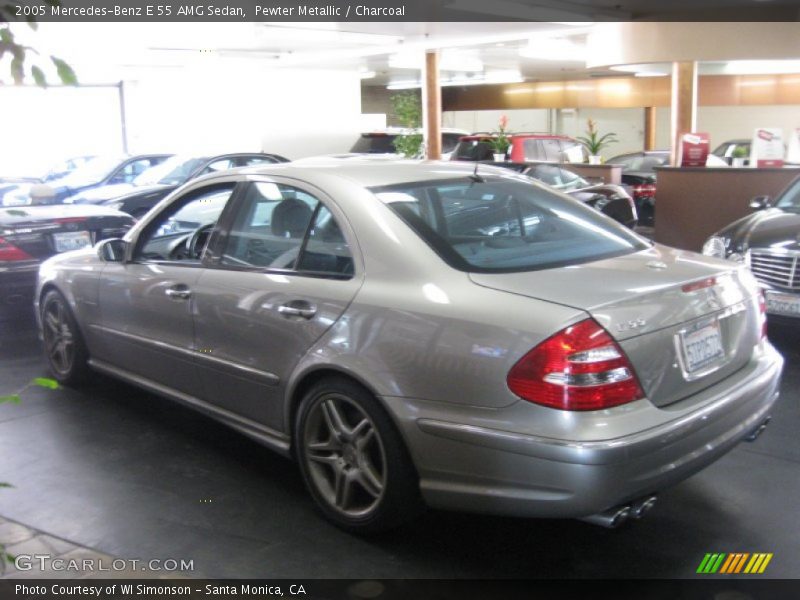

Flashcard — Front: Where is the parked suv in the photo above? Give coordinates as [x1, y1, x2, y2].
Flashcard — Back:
[350, 128, 468, 159]
[451, 133, 586, 163]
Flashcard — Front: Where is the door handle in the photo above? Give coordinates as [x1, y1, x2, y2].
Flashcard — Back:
[165, 285, 192, 300]
[278, 301, 316, 319]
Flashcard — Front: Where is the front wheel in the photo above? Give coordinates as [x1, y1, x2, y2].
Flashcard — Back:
[40, 289, 90, 385]
[295, 377, 423, 534]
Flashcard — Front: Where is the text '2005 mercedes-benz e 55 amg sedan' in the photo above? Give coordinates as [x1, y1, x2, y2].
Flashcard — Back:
[36, 160, 783, 533]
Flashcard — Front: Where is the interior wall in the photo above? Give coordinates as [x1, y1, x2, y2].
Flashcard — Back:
[559, 107, 645, 157]
[0, 86, 123, 177]
[443, 104, 800, 157]
[442, 108, 549, 134]
[124, 65, 363, 160]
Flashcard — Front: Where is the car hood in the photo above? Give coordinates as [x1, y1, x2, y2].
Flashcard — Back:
[730, 209, 800, 252]
[469, 244, 749, 341]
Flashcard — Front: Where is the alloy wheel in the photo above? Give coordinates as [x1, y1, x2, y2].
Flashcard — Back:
[302, 393, 387, 519]
[42, 297, 75, 375]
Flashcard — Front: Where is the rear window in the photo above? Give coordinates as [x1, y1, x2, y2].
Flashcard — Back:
[351, 134, 398, 154]
[452, 139, 494, 161]
[373, 177, 647, 273]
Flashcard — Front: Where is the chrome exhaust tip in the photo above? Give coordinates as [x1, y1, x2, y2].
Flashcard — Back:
[745, 416, 771, 442]
[579, 505, 631, 529]
[630, 495, 657, 519]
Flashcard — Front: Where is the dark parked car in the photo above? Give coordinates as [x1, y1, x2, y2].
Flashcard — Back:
[350, 128, 468, 159]
[68, 153, 289, 219]
[452, 133, 586, 163]
[703, 176, 800, 323]
[0, 204, 134, 311]
[6, 155, 172, 206]
[608, 151, 670, 228]
[487, 162, 638, 229]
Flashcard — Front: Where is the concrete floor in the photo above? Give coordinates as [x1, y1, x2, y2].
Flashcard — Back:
[0, 310, 798, 579]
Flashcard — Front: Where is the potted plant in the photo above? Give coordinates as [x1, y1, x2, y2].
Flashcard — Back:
[577, 118, 618, 164]
[731, 146, 749, 168]
[491, 115, 511, 161]
[390, 91, 424, 158]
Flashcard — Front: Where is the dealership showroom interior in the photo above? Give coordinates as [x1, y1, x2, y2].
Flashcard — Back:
[2, 0, 800, 586]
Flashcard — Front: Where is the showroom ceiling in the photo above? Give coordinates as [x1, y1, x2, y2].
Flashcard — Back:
[16, 17, 800, 89]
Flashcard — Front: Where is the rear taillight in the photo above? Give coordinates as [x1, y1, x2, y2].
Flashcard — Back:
[632, 184, 657, 198]
[758, 291, 767, 340]
[507, 318, 645, 411]
[0, 236, 33, 262]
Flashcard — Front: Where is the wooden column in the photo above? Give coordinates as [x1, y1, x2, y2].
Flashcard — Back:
[670, 61, 698, 166]
[644, 106, 657, 151]
[422, 51, 442, 160]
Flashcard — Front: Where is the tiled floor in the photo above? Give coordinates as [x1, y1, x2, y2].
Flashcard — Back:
[1, 310, 798, 578]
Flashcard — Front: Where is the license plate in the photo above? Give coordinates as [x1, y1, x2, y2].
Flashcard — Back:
[765, 291, 800, 317]
[679, 318, 725, 374]
[53, 231, 92, 253]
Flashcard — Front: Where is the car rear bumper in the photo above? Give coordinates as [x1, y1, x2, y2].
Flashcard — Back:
[383, 343, 783, 518]
[0, 261, 39, 308]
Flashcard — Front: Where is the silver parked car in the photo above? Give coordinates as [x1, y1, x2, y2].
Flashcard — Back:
[36, 160, 783, 533]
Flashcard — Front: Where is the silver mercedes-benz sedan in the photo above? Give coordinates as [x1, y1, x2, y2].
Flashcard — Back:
[36, 160, 783, 533]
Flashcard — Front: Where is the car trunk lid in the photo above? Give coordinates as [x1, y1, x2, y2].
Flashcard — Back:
[469, 245, 761, 407]
[0, 205, 133, 260]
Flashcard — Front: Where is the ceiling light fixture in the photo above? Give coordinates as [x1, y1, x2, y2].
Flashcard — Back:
[387, 70, 523, 90]
[519, 38, 585, 62]
[723, 60, 800, 75]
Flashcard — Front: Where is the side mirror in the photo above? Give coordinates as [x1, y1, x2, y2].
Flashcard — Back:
[98, 238, 127, 262]
[749, 195, 772, 211]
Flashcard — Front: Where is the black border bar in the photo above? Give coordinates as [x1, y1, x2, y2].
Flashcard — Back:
[2, 0, 800, 22]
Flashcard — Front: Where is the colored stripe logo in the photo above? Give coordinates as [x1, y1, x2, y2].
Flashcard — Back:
[697, 553, 773, 574]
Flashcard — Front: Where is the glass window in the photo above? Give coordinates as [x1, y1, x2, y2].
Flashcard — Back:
[240, 156, 273, 167]
[541, 139, 562, 161]
[134, 156, 207, 186]
[526, 166, 586, 191]
[522, 139, 544, 161]
[776, 179, 800, 211]
[453, 139, 494, 161]
[296, 205, 354, 276]
[136, 184, 236, 262]
[374, 177, 647, 273]
[220, 182, 318, 270]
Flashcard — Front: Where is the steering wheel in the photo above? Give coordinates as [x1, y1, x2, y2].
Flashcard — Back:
[187, 223, 216, 259]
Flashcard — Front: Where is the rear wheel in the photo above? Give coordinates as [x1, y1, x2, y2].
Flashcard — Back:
[40, 289, 90, 385]
[295, 376, 423, 534]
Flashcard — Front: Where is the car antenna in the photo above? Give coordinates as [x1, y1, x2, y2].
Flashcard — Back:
[469, 161, 485, 183]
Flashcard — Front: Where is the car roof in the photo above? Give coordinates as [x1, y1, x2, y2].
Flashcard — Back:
[459, 133, 575, 141]
[359, 128, 469, 136]
[236, 158, 519, 189]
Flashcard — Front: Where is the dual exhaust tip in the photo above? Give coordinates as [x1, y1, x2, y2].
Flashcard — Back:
[580, 495, 658, 528]
[580, 416, 773, 529]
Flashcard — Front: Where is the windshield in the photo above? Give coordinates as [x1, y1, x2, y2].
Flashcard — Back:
[351, 134, 399, 154]
[374, 177, 648, 273]
[56, 156, 125, 187]
[452, 139, 494, 161]
[134, 156, 206, 186]
[776, 178, 800, 211]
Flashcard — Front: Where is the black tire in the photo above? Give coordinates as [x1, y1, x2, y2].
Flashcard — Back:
[40, 289, 90, 385]
[295, 376, 423, 534]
